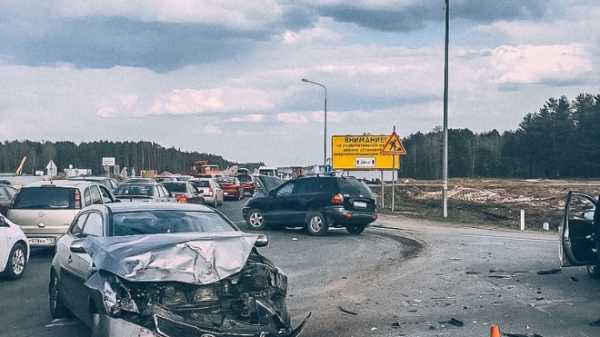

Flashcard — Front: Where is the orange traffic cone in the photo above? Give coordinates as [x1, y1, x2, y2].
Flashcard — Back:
[490, 324, 501, 337]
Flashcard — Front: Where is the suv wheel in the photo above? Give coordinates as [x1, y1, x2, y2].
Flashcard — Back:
[587, 265, 600, 279]
[247, 209, 267, 230]
[346, 224, 367, 235]
[306, 211, 328, 236]
[49, 271, 69, 318]
[4, 242, 26, 279]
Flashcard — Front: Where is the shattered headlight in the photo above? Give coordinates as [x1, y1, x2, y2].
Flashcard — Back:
[103, 277, 139, 316]
[161, 286, 187, 306]
[192, 287, 219, 303]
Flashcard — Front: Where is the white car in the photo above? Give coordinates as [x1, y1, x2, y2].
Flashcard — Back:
[0, 214, 29, 279]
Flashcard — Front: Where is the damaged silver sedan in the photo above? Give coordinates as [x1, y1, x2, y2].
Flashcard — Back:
[49, 202, 309, 337]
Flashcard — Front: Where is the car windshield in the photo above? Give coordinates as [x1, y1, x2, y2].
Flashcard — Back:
[12, 187, 76, 209]
[115, 184, 154, 196]
[237, 175, 252, 183]
[111, 210, 235, 236]
[191, 180, 210, 188]
[163, 182, 187, 193]
[338, 178, 374, 197]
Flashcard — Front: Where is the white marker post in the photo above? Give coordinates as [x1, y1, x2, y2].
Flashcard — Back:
[381, 170, 385, 209]
[520, 209, 525, 231]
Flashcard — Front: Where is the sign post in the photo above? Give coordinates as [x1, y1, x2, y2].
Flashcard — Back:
[102, 157, 116, 177]
[381, 126, 406, 213]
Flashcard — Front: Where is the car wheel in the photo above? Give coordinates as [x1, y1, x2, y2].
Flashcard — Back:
[346, 224, 367, 235]
[49, 271, 70, 318]
[4, 242, 27, 279]
[587, 265, 600, 279]
[246, 209, 267, 230]
[305, 211, 328, 236]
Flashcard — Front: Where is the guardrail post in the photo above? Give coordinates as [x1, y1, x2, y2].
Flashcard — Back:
[520, 209, 525, 231]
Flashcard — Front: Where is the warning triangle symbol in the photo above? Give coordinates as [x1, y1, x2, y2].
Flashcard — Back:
[382, 132, 407, 155]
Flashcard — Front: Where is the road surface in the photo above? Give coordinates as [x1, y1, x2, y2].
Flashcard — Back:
[1, 199, 598, 337]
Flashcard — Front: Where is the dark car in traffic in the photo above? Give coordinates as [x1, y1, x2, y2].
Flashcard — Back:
[162, 181, 205, 204]
[49, 202, 309, 337]
[243, 176, 377, 235]
[237, 174, 255, 196]
[0, 185, 17, 215]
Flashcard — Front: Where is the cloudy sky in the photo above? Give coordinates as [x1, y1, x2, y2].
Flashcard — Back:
[1, 0, 599, 166]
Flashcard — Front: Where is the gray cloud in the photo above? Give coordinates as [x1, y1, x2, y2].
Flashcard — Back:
[318, 0, 549, 32]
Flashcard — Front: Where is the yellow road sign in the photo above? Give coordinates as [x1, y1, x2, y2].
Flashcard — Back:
[332, 135, 400, 170]
[381, 132, 407, 155]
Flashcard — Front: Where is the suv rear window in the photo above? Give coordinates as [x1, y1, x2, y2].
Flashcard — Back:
[191, 180, 210, 188]
[163, 182, 187, 193]
[338, 178, 373, 197]
[12, 187, 77, 209]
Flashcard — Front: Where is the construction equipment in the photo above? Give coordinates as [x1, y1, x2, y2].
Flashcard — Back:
[15, 156, 27, 176]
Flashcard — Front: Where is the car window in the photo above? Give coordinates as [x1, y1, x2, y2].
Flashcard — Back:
[111, 210, 235, 236]
[82, 212, 103, 237]
[115, 184, 154, 196]
[84, 187, 92, 206]
[90, 186, 103, 204]
[570, 195, 597, 221]
[12, 187, 77, 209]
[70, 213, 88, 236]
[292, 179, 314, 194]
[338, 178, 373, 197]
[192, 180, 210, 188]
[163, 182, 187, 193]
[99, 186, 113, 202]
[276, 182, 294, 197]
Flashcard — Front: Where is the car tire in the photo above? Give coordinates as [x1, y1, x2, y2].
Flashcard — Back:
[587, 265, 600, 279]
[305, 211, 328, 236]
[49, 271, 70, 318]
[246, 209, 267, 230]
[4, 242, 27, 279]
[346, 224, 367, 235]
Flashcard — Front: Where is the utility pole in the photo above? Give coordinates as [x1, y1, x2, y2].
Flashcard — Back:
[301, 78, 328, 167]
[442, 0, 450, 218]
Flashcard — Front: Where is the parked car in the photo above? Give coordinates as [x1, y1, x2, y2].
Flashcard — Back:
[0, 214, 29, 279]
[162, 181, 205, 204]
[253, 175, 284, 197]
[0, 185, 18, 215]
[217, 177, 245, 200]
[190, 178, 224, 208]
[70, 176, 119, 192]
[243, 176, 377, 235]
[237, 174, 255, 196]
[114, 182, 172, 202]
[49, 202, 309, 337]
[7, 180, 116, 247]
[559, 191, 600, 278]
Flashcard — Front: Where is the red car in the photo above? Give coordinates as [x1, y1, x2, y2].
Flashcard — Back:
[217, 177, 245, 200]
[237, 174, 255, 196]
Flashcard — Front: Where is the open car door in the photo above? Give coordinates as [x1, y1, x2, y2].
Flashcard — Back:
[560, 191, 600, 267]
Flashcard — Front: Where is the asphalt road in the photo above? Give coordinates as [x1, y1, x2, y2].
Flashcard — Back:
[1, 200, 599, 337]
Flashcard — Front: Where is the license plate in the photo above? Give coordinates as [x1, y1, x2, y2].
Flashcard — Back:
[28, 237, 55, 246]
[353, 201, 368, 208]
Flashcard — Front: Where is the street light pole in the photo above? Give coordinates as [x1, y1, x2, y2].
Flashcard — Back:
[442, 0, 449, 218]
[301, 78, 328, 167]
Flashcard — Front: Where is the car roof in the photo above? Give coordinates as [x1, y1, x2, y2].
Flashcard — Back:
[22, 179, 99, 189]
[71, 176, 112, 181]
[119, 181, 161, 186]
[105, 202, 214, 213]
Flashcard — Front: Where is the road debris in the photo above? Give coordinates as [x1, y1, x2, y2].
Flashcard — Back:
[488, 274, 515, 279]
[440, 318, 464, 327]
[465, 271, 480, 275]
[536, 268, 561, 275]
[337, 306, 358, 316]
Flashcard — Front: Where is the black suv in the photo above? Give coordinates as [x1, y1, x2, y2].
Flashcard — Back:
[242, 176, 377, 235]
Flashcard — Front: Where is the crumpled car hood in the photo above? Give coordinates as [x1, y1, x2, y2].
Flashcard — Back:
[80, 231, 259, 285]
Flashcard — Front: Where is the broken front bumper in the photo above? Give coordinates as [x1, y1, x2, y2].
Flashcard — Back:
[94, 312, 311, 337]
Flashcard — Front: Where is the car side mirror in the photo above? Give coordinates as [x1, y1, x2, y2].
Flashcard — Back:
[70, 241, 87, 254]
[255, 234, 269, 247]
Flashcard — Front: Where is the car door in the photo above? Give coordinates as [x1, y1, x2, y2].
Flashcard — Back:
[64, 211, 104, 324]
[560, 192, 600, 267]
[58, 212, 88, 311]
[0, 215, 11, 269]
[288, 178, 314, 224]
[98, 185, 116, 203]
[266, 181, 296, 224]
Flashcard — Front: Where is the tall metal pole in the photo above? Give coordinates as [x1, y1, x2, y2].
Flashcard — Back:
[442, 0, 450, 218]
[301, 78, 328, 167]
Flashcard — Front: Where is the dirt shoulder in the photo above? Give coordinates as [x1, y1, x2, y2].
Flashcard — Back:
[369, 178, 600, 231]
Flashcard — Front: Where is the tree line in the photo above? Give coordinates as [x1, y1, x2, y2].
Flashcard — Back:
[0, 141, 244, 175]
[399, 92, 600, 179]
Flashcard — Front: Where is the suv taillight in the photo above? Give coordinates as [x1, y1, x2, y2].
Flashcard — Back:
[331, 193, 344, 205]
[74, 190, 81, 208]
[176, 194, 188, 203]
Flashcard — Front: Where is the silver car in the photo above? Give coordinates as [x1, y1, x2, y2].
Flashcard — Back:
[7, 180, 116, 247]
[190, 178, 224, 207]
[49, 202, 309, 337]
